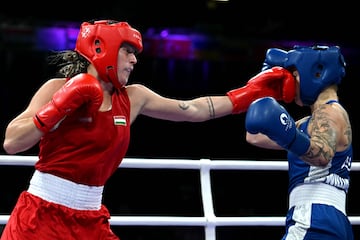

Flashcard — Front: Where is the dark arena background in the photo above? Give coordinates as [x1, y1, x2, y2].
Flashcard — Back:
[1, 1, 359, 239]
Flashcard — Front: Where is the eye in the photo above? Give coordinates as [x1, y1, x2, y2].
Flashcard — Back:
[126, 48, 137, 54]
[121, 43, 138, 55]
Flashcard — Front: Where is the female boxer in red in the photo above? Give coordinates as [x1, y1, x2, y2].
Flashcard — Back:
[2, 20, 295, 240]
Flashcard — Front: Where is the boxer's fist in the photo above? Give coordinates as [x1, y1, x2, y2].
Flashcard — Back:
[226, 67, 295, 114]
[245, 97, 310, 156]
[33, 73, 103, 133]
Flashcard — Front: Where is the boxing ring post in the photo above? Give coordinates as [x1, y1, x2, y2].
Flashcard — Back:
[1, 155, 360, 240]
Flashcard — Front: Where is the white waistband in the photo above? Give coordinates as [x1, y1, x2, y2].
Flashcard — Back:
[28, 170, 103, 210]
[289, 183, 346, 215]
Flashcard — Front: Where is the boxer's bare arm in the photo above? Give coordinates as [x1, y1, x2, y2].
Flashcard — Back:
[3, 79, 65, 154]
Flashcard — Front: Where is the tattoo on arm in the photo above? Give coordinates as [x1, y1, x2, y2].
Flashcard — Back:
[341, 110, 352, 147]
[304, 105, 337, 163]
[178, 101, 189, 110]
[178, 97, 215, 119]
[206, 97, 215, 118]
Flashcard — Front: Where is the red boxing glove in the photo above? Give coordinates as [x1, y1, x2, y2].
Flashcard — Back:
[226, 66, 295, 114]
[33, 73, 103, 133]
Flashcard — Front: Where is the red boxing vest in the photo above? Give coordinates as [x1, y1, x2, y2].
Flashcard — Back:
[36, 87, 130, 186]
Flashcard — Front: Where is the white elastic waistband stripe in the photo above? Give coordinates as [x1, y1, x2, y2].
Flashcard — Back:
[289, 183, 346, 215]
[28, 170, 103, 210]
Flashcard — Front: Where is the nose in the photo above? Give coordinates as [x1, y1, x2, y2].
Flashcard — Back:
[130, 53, 137, 64]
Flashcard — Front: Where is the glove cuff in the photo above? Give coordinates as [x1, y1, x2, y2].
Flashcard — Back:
[33, 115, 49, 133]
[33, 102, 65, 133]
[226, 86, 254, 114]
[288, 129, 310, 156]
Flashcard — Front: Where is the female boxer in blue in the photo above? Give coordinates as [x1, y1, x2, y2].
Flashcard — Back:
[245, 45, 354, 240]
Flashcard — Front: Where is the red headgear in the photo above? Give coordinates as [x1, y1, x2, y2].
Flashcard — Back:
[75, 20, 143, 89]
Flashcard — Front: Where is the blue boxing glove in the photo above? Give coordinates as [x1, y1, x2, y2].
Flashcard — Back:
[245, 97, 310, 156]
[261, 48, 288, 71]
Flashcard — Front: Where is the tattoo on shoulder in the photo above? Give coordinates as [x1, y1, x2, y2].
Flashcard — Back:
[307, 105, 339, 162]
[341, 110, 352, 145]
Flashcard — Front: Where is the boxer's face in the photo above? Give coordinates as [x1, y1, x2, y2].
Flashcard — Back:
[292, 70, 304, 106]
[116, 43, 138, 87]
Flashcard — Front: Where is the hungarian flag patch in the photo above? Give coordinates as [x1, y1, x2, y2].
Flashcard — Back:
[113, 116, 127, 126]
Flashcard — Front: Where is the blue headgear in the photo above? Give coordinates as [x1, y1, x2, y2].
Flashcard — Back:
[262, 45, 346, 105]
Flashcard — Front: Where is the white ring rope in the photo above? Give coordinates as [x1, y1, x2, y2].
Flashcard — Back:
[1, 155, 360, 240]
[1, 155, 360, 170]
